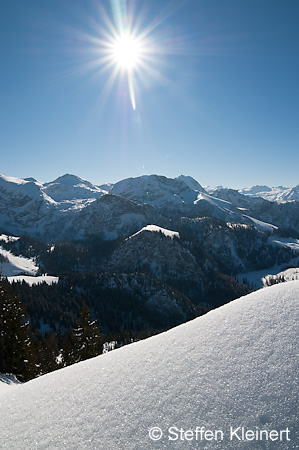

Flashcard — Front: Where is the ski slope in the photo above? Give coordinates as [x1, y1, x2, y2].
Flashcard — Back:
[0, 282, 298, 449]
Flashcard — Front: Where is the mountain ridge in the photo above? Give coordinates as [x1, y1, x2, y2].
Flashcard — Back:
[1, 172, 299, 238]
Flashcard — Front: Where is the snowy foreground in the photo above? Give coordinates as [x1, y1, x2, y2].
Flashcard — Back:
[0, 282, 298, 449]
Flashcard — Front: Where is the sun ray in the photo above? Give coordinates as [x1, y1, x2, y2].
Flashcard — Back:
[63, 0, 195, 113]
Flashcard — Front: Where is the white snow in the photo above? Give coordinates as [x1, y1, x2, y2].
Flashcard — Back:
[239, 185, 299, 203]
[0, 374, 21, 396]
[0, 282, 298, 449]
[0, 247, 39, 277]
[263, 267, 299, 286]
[128, 224, 180, 240]
[0, 174, 28, 186]
[244, 215, 278, 231]
[42, 174, 106, 202]
[237, 255, 299, 290]
[0, 234, 20, 243]
[269, 235, 299, 252]
[6, 275, 59, 286]
[0, 245, 57, 283]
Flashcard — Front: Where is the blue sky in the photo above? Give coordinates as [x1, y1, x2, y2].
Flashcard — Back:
[1, 0, 298, 188]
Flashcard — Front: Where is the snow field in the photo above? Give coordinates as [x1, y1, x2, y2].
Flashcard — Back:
[0, 282, 298, 449]
[0, 247, 39, 277]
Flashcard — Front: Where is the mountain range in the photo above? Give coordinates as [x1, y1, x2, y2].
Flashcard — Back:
[1, 172, 299, 240]
[1, 172, 299, 334]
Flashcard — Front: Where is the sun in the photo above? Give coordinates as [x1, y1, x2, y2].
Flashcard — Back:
[81, 1, 181, 111]
[112, 33, 142, 71]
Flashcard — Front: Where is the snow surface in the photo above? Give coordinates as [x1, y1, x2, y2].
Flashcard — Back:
[269, 235, 299, 252]
[0, 241, 57, 283]
[0, 247, 39, 277]
[0, 374, 21, 396]
[237, 255, 299, 290]
[0, 282, 298, 449]
[128, 224, 180, 240]
[244, 215, 278, 232]
[6, 275, 59, 286]
[263, 268, 299, 286]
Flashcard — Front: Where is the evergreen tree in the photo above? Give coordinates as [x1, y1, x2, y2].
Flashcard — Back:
[71, 304, 101, 363]
[0, 280, 36, 381]
[37, 332, 63, 375]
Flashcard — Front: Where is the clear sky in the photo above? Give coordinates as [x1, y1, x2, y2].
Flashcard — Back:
[1, 0, 298, 188]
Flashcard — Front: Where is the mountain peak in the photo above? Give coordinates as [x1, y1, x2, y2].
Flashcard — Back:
[50, 174, 85, 186]
[42, 174, 105, 203]
[176, 174, 205, 192]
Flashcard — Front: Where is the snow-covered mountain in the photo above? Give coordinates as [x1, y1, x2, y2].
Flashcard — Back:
[0, 174, 163, 241]
[111, 174, 205, 208]
[1, 172, 299, 297]
[42, 174, 107, 202]
[239, 184, 299, 203]
[1, 281, 297, 449]
[1, 173, 299, 242]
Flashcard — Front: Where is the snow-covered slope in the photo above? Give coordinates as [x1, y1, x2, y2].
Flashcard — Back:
[111, 174, 205, 209]
[127, 224, 180, 240]
[263, 267, 299, 285]
[0, 246, 39, 277]
[0, 374, 21, 395]
[0, 282, 297, 449]
[42, 174, 107, 201]
[6, 274, 59, 286]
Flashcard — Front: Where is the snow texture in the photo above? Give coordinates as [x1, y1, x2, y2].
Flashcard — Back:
[0, 374, 21, 396]
[0, 282, 298, 449]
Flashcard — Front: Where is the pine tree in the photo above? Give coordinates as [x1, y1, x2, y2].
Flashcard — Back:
[71, 304, 101, 363]
[0, 280, 36, 381]
[37, 332, 62, 375]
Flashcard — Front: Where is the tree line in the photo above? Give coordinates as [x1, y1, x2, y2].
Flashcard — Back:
[0, 279, 161, 382]
[0, 279, 102, 382]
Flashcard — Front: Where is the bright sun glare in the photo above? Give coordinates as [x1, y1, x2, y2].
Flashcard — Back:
[112, 33, 142, 71]
[85, 0, 180, 111]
